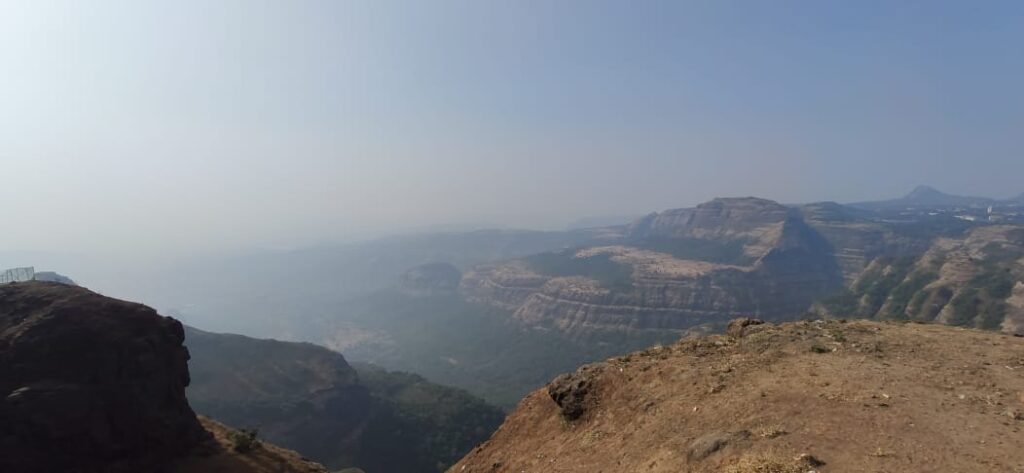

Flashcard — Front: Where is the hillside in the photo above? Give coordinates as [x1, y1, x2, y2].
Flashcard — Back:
[185, 326, 505, 472]
[815, 225, 1024, 334]
[452, 319, 1024, 472]
[175, 417, 330, 473]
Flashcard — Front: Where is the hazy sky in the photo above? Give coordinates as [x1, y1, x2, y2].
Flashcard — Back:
[2, 1, 1023, 256]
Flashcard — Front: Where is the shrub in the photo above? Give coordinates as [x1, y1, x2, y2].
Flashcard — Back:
[230, 428, 260, 453]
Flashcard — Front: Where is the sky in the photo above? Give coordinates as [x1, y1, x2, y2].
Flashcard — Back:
[2, 0, 1023, 257]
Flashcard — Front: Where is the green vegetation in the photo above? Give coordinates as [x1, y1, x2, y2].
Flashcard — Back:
[229, 428, 260, 453]
[947, 288, 979, 327]
[823, 248, 1018, 331]
[883, 271, 938, 319]
[524, 250, 634, 291]
[853, 257, 917, 317]
[818, 289, 861, 317]
[353, 365, 506, 472]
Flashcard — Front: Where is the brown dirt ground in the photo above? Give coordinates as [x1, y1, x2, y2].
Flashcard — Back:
[174, 417, 330, 473]
[450, 320, 1024, 472]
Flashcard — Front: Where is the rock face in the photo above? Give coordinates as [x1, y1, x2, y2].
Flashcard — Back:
[547, 363, 606, 420]
[461, 197, 848, 336]
[0, 282, 207, 473]
[452, 319, 1024, 472]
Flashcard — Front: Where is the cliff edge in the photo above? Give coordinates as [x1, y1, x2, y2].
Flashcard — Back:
[451, 319, 1024, 472]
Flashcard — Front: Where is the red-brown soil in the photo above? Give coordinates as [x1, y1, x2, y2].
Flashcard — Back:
[451, 319, 1024, 472]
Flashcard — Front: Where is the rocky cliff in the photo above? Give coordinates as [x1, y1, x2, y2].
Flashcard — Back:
[0, 281, 332, 473]
[461, 197, 849, 336]
[451, 319, 1024, 472]
[0, 281, 207, 473]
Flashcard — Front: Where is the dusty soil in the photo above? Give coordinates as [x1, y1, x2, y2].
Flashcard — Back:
[174, 417, 330, 473]
[451, 320, 1024, 472]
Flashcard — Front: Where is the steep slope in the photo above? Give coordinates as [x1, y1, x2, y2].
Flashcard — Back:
[0, 281, 331, 473]
[176, 417, 330, 473]
[0, 281, 207, 473]
[815, 225, 1024, 334]
[799, 201, 937, 282]
[461, 197, 846, 336]
[452, 319, 1024, 472]
[184, 327, 372, 469]
[185, 326, 505, 472]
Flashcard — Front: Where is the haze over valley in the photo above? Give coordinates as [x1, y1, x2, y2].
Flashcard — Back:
[3, 2, 1024, 472]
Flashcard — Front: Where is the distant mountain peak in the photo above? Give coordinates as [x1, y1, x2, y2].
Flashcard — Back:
[905, 185, 948, 200]
[850, 185, 993, 210]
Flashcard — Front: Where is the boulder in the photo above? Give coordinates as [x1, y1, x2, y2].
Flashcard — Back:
[0, 282, 207, 473]
[547, 363, 605, 420]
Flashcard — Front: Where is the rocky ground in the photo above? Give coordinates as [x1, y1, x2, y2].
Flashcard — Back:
[451, 319, 1024, 472]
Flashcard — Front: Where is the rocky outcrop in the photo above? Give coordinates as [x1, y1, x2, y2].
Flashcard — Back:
[547, 363, 606, 420]
[0, 282, 207, 473]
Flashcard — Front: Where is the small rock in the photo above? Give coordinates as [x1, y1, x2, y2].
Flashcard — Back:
[727, 318, 766, 338]
[547, 363, 605, 420]
[687, 431, 750, 460]
[796, 453, 825, 467]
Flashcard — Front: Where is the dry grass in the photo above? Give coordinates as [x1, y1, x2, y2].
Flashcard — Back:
[722, 451, 809, 473]
[752, 424, 787, 439]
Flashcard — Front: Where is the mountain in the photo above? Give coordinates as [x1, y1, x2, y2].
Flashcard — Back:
[184, 326, 505, 472]
[460, 197, 850, 336]
[852, 185, 995, 210]
[814, 225, 1024, 334]
[452, 318, 1024, 472]
[0, 281, 329, 473]
[315, 197, 967, 406]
